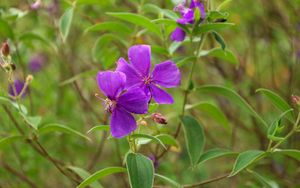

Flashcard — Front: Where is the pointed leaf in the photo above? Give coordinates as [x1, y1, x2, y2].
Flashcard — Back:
[0, 135, 24, 149]
[154, 174, 182, 188]
[68, 166, 103, 188]
[273, 149, 300, 161]
[59, 7, 74, 42]
[198, 148, 237, 165]
[87, 125, 110, 134]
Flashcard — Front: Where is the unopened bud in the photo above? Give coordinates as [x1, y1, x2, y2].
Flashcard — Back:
[151, 113, 167, 125]
[1, 42, 10, 56]
[139, 120, 148, 126]
[26, 74, 34, 83]
[291, 95, 300, 106]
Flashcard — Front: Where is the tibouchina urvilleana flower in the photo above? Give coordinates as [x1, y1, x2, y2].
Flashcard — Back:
[8, 79, 26, 97]
[116, 45, 181, 104]
[96, 71, 149, 138]
[170, 0, 206, 42]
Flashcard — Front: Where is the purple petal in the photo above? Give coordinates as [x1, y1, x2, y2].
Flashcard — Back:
[149, 84, 174, 104]
[128, 45, 151, 76]
[152, 60, 181, 88]
[177, 8, 194, 24]
[190, 0, 206, 19]
[110, 107, 137, 138]
[96, 71, 126, 100]
[8, 80, 26, 97]
[116, 57, 143, 88]
[117, 87, 148, 114]
[170, 27, 186, 42]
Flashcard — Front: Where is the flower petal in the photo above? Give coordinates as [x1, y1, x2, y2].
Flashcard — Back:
[190, 0, 206, 19]
[96, 71, 126, 99]
[170, 27, 186, 42]
[116, 57, 143, 88]
[152, 60, 181, 88]
[117, 87, 149, 114]
[111, 107, 137, 138]
[149, 84, 174, 104]
[128, 45, 151, 76]
[177, 8, 194, 24]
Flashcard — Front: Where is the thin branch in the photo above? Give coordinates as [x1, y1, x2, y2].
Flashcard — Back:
[183, 173, 230, 188]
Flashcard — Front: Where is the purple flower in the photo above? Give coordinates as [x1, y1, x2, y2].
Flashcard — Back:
[97, 71, 149, 138]
[8, 80, 26, 97]
[170, 0, 206, 42]
[29, 54, 46, 73]
[30, 0, 42, 10]
[116, 45, 181, 104]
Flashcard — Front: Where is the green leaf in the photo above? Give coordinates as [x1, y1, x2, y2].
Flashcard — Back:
[0, 18, 14, 39]
[155, 134, 179, 148]
[68, 166, 103, 188]
[0, 135, 24, 149]
[148, 103, 159, 113]
[273, 149, 300, 161]
[142, 4, 178, 20]
[84, 21, 131, 34]
[77, 167, 126, 188]
[20, 114, 42, 130]
[267, 109, 293, 139]
[186, 102, 230, 130]
[107, 12, 161, 36]
[217, 0, 233, 11]
[154, 174, 182, 188]
[256, 88, 294, 123]
[193, 23, 234, 35]
[175, 56, 197, 67]
[207, 11, 229, 22]
[0, 96, 28, 114]
[59, 7, 74, 42]
[181, 116, 205, 166]
[59, 69, 98, 86]
[196, 85, 268, 130]
[198, 148, 237, 165]
[132, 133, 166, 149]
[230, 150, 265, 176]
[126, 153, 154, 188]
[38, 123, 91, 141]
[248, 170, 279, 188]
[200, 48, 238, 65]
[212, 32, 226, 50]
[87, 125, 110, 134]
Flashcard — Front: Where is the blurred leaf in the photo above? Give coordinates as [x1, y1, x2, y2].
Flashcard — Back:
[182, 116, 205, 166]
[68, 166, 103, 188]
[77, 167, 126, 188]
[148, 103, 159, 113]
[142, 4, 178, 20]
[39, 123, 91, 141]
[126, 153, 154, 188]
[212, 32, 226, 50]
[152, 19, 177, 27]
[84, 21, 131, 34]
[151, 45, 169, 56]
[0, 135, 24, 149]
[273, 149, 300, 161]
[59, 69, 98, 86]
[256, 88, 294, 123]
[132, 133, 166, 149]
[196, 85, 268, 129]
[154, 173, 181, 188]
[87, 125, 110, 134]
[217, 0, 233, 11]
[0, 18, 14, 39]
[248, 170, 279, 188]
[186, 102, 231, 130]
[0, 96, 28, 114]
[107, 12, 161, 36]
[175, 56, 197, 67]
[59, 7, 74, 42]
[230, 150, 265, 176]
[18, 32, 58, 52]
[207, 11, 229, 22]
[193, 23, 234, 35]
[0, 8, 28, 21]
[20, 113, 42, 130]
[169, 41, 182, 55]
[200, 48, 238, 65]
[198, 148, 237, 165]
[267, 109, 293, 140]
[155, 134, 179, 148]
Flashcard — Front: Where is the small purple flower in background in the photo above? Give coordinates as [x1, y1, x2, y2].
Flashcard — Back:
[97, 71, 149, 138]
[47, 0, 60, 16]
[116, 45, 181, 104]
[148, 154, 159, 169]
[29, 54, 47, 73]
[170, 0, 206, 42]
[30, 0, 42, 10]
[8, 80, 26, 97]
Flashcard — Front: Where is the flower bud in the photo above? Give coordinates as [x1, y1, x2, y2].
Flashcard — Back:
[1, 42, 10, 56]
[151, 113, 167, 125]
[139, 120, 148, 126]
[291, 95, 300, 106]
[26, 74, 34, 84]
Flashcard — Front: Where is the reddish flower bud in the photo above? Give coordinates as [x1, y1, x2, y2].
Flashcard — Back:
[151, 113, 167, 125]
[1, 42, 10, 56]
[291, 95, 300, 106]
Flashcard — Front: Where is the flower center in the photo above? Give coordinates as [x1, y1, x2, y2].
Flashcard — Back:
[104, 98, 116, 113]
[143, 76, 152, 85]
